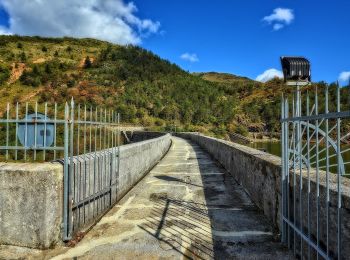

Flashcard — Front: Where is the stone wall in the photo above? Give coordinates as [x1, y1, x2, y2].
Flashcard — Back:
[176, 132, 350, 259]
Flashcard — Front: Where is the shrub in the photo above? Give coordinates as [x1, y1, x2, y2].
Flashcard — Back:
[20, 52, 26, 62]
[235, 125, 249, 137]
[0, 64, 10, 84]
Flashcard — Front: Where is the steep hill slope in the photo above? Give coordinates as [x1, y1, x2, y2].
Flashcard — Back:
[197, 72, 286, 135]
[0, 36, 239, 138]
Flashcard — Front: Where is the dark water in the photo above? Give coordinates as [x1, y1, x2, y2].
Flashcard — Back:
[248, 141, 282, 157]
[247, 141, 350, 174]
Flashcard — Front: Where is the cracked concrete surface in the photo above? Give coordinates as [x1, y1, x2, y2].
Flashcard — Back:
[0, 137, 293, 259]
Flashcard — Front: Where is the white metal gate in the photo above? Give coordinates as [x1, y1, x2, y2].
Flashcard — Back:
[281, 84, 349, 259]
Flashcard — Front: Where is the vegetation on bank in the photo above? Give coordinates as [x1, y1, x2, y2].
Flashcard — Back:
[0, 35, 348, 139]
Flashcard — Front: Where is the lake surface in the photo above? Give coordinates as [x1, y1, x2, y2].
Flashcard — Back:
[247, 141, 350, 174]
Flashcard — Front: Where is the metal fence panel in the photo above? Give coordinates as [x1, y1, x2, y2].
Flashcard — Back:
[281, 84, 347, 259]
[0, 99, 121, 241]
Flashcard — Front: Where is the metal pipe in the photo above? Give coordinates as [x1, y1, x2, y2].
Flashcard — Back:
[306, 90, 311, 259]
[15, 103, 19, 160]
[43, 103, 47, 161]
[63, 102, 70, 240]
[69, 98, 75, 237]
[6, 103, 9, 161]
[34, 102, 38, 161]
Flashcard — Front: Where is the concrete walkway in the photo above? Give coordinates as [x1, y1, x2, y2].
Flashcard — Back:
[3, 137, 292, 259]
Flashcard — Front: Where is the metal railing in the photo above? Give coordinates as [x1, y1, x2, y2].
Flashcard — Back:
[281, 84, 349, 259]
[0, 98, 121, 240]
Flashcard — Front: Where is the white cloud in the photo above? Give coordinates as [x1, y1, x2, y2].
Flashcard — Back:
[0, 0, 160, 44]
[256, 68, 283, 82]
[339, 71, 350, 83]
[180, 53, 199, 63]
[273, 23, 284, 31]
[263, 8, 294, 31]
[0, 26, 12, 35]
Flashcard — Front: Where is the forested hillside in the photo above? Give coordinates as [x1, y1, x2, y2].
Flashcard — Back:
[0, 36, 347, 139]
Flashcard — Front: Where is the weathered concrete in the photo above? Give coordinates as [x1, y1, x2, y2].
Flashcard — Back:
[0, 134, 171, 250]
[10, 137, 292, 259]
[0, 162, 63, 249]
[176, 132, 350, 259]
[116, 133, 172, 201]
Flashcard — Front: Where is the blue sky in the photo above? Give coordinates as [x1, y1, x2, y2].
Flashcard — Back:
[0, 0, 349, 83]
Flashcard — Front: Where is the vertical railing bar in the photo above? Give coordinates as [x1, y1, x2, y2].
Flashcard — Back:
[99, 108, 102, 214]
[54, 103, 57, 160]
[69, 98, 75, 236]
[24, 103, 28, 161]
[306, 90, 311, 259]
[117, 113, 120, 202]
[325, 85, 330, 258]
[113, 112, 117, 205]
[104, 108, 107, 211]
[43, 102, 47, 161]
[106, 109, 110, 209]
[15, 102, 19, 161]
[83, 105, 87, 224]
[89, 108, 92, 154]
[285, 98, 290, 249]
[104, 109, 107, 149]
[336, 82, 342, 259]
[34, 102, 38, 161]
[292, 92, 296, 255]
[315, 86, 320, 260]
[89, 106, 97, 218]
[5, 103, 9, 161]
[281, 94, 286, 243]
[63, 102, 70, 240]
[94, 107, 98, 217]
[93, 107, 97, 218]
[297, 86, 303, 258]
[110, 110, 114, 206]
[77, 104, 81, 227]
[108, 110, 111, 207]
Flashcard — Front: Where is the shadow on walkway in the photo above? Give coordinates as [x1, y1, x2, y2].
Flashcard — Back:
[138, 137, 292, 259]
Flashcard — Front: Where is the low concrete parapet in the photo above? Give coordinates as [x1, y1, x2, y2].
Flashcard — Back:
[0, 133, 171, 249]
[0, 162, 63, 249]
[176, 132, 350, 258]
[116, 133, 171, 201]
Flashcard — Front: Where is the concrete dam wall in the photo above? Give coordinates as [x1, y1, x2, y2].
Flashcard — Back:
[175, 132, 350, 258]
[0, 133, 171, 249]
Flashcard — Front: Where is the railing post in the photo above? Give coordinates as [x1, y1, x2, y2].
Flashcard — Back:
[281, 94, 286, 243]
[69, 98, 75, 237]
[63, 102, 70, 241]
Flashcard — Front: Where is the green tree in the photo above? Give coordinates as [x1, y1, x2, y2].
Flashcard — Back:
[20, 52, 26, 62]
[0, 64, 10, 84]
[45, 64, 52, 74]
[84, 56, 92, 69]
